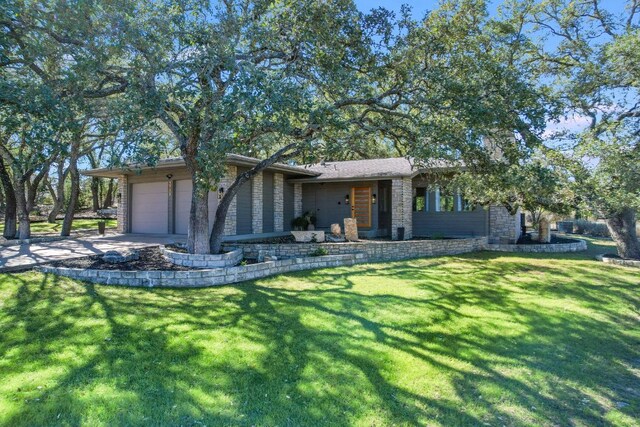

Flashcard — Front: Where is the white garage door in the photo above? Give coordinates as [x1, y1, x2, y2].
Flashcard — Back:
[174, 179, 219, 235]
[131, 182, 168, 234]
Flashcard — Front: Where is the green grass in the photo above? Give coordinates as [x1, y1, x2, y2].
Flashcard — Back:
[0, 218, 117, 234]
[0, 238, 638, 426]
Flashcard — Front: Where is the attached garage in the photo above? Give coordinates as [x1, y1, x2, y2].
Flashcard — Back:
[174, 179, 219, 235]
[131, 182, 168, 234]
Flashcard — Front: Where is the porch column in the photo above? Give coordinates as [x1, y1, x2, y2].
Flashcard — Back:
[252, 171, 263, 234]
[488, 205, 519, 244]
[274, 173, 284, 232]
[221, 165, 237, 236]
[391, 177, 412, 240]
[116, 174, 129, 233]
[294, 183, 303, 218]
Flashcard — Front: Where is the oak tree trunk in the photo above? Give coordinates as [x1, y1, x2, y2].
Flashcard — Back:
[185, 176, 210, 254]
[91, 176, 100, 211]
[605, 208, 640, 260]
[103, 178, 115, 207]
[209, 142, 300, 254]
[15, 177, 30, 240]
[47, 163, 66, 223]
[61, 155, 79, 237]
[0, 157, 17, 238]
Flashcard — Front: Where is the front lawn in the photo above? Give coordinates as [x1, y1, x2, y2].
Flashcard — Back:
[0, 218, 117, 235]
[0, 240, 638, 426]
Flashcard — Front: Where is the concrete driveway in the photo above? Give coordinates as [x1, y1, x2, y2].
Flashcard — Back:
[0, 233, 186, 272]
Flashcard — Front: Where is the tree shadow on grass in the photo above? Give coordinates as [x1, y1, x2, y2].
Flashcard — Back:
[0, 253, 638, 425]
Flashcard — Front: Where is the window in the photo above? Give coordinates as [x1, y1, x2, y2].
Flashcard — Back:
[413, 187, 427, 212]
[440, 192, 455, 212]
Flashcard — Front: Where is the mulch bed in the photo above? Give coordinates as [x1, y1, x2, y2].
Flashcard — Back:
[42, 247, 194, 271]
[227, 235, 297, 244]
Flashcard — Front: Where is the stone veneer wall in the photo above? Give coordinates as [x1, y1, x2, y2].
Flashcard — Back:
[294, 183, 303, 218]
[486, 239, 587, 253]
[488, 205, 518, 243]
[391, 177, 413, 240]
[160, 246, 243, 268]
[224, 237, 487, 262]
[37, 253, 365, 288]
[117, 175, 129, 233]
[274, 173, 284, 232]
[221, 165, 237, 235]
[251, 171, 263, 234]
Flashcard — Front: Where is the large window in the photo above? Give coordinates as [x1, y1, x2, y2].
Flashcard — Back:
[413, 187, 427, 212]
[440, 191, 455, 212]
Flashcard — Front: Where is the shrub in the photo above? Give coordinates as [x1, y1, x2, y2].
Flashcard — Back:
[573, 220, 610, 237]
[310, 247, 329, 257]
[291, 211, 317, 231]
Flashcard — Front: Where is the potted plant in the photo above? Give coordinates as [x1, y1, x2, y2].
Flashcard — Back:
[290, 211, 324, 242]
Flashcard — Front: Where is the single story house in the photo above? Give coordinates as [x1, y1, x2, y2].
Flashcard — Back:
[83, 154, 521, 243]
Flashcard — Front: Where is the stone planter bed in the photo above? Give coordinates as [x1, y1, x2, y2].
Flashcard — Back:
[596, 254, 640, 268]
[37, 252, 366, 288]
[486, 237, 587, 253]
[160, 245, 243, 268]
[41, 247, 193, 271]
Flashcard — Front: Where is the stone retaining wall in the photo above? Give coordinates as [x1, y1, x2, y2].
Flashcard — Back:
[596, 254, 640, 268]
[37, 253, 366, 288]
[223, 237, 487, 262]
[160, 246, 243, 268]
[485, 239, 587, 253]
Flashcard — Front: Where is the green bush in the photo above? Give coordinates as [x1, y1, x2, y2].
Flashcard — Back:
[310, 247, 329, 257]
[573, 220, 610, 237]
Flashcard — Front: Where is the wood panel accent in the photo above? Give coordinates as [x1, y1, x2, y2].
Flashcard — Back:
[351, 187, 371, 228]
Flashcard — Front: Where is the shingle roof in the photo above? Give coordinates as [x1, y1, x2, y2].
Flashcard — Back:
[82, 154, 319, 178]
[304, 157, 416, 180]
[298, 157, 459, 182]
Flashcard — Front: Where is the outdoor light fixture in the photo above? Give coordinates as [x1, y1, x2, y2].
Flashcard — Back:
[372, 193, 377, 204]
[117, 192, 122, 203]
[218, 187, 225, 200]
[345, 194, 350, 205]
[166, 173, 173, 180]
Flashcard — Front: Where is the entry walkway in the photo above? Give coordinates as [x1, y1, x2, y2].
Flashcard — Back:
[0, 233, 186, 272]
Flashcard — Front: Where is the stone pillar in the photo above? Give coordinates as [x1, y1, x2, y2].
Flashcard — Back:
[221, 165, 237, 236]
[391, 177, 413, 240]
[274, 173, 284, 232]
[489, 205, 518, 243]
[116, 175, 128, 233]
[252, 171, 263, 234]
[294, 183, 303, 218]
[402, 177, 412, 239]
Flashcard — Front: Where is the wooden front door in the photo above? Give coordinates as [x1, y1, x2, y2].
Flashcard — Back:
[351, 187, 371, 227]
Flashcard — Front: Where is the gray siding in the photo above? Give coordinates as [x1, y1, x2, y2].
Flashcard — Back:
[283, 178, 295, 231]
[236, 167, 253, 235]
[262, 172, 274, 233]
[412, 208, 488, 237]
[302, 181, 378, 230]
[412, 176, 488, 237]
